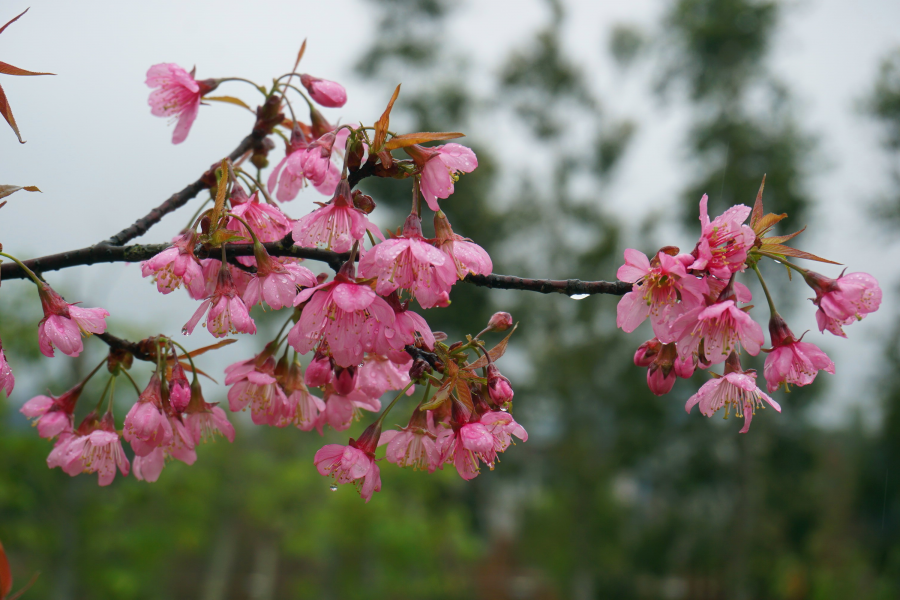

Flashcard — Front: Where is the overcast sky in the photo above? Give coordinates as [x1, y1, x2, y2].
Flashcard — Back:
[1, 0, 898, 425]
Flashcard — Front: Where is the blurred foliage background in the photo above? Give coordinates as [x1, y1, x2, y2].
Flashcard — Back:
[2, 0, 899, 598]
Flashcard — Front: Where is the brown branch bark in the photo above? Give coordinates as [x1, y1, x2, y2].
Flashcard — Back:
[1, 238, 628, 296]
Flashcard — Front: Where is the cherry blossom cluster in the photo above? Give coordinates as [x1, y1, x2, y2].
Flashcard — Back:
[617, 183, 882, 432]
[3, 51, 525, 501]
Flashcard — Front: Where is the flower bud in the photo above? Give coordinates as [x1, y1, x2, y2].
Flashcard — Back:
[352, 190, 376, 214]
[300, 74, 347, 108]
[486, 364, 514, 404]
[305, 354, 333, 388]
[408, 358, 430, 380]
[633, 338, 662, 368]
[333, 366, 358, 396]
[486, 312, 513, 332]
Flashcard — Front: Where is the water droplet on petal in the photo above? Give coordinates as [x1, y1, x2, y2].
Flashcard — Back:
[181, 327, 190, 335]
[570, 293, 589, 300]
[358, 363, 364, 368]
[500, 407, 509, 412]
[329, 484, 338, 492]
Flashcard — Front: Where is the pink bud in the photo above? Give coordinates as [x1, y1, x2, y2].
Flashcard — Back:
[634, 338, 662, 368]
[647, 364, 676, 396]
[333, 366, 358, 396]
[486, 364, 514, 404]
[300, 74, 347, 108]
[487, 312, 513, 332]
[305, 355, 334, 388]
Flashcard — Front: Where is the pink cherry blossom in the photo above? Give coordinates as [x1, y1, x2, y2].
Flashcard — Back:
[168, 362, 191, 413]
[671, 300, 765, 366]
[314, 386, 381, 433]
[183, 263, 256, 338]
[763, 315, 835, 392]
[185, 404, 235, 444]
[123, 375, 173, 456]
[486, 312, 514, 332]
[267, 127, 312, 202]
[305, 353, 334, 388]
[300, 74, 347, 108]
[20, 383, 82, 439]
[132, 417, 197, 482]
[616, 249, 708, 341]
[686, 366, 781, 434]
[358, 355, 413, 399]
[362, 293, 435, 363]
[242, 250, 316, 310]
[276, 359, 325, 431]
[54, 414, 130, 486]
[314, 440, 381, 502]
[358, 214, 457, 308]
[146, 63, 215, 145]
[804, 271, 882, 338]
[405, 144, 478, 212]
[379, 409, 441, 472]
[37, 283, 109, 358]
[227, 190, 292, 243]
[0, 341, 14, 396]
[225, 348, 289, 426]
[288, 273, 395, 368]
[292, 179, 384, 253]
[689, 195, 756, 279]
[141, 231, 206, 298]
[440, 422, 495, 480]
[432, 211, 492, 279]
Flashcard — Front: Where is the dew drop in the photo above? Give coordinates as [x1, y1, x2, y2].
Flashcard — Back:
[181, 327, 190, 335]
[329, 484, 338, 492]
[358, 363, 365, 368]
[570, 293, 590, 300]
[500, 407, 509, 412]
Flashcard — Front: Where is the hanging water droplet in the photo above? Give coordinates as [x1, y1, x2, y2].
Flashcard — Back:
[500, 406, 509, 412]
[358, 363, 364, 368]
[181, 327, 190, 335]
[329, 484, 338, 492]
[570, 293, 589, 300]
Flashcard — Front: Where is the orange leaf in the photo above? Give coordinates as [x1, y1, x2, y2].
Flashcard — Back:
[750, 174, 766, 229]
[383, 131, 464, 151]
[0, 8, 28, 36]
[203, 95, 252, 111]
[0, 83, 23, 143]
[754, 212, 787, 236]
[0, 61, 53, 77]
[455, 379, 474, 414]
[0, 539, 12, 599]
[420, 380, 452, 411]
[469, 324, 518, 370]
[373, 84, 401, 152]
[175, 338, 237, 359]
[293, 39, 307, 72]
[762, 226, 805, 245]
[0, 185, 40, 200]
[759, 243, 841, 265]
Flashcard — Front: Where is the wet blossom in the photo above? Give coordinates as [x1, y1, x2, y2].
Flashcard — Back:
[132, 417, 197, 483]
[288, 271, 395, 368]
[380, 409, 441, 472]
[37, 283, 109, 358]
[183, 380, 235, 444]
[440, 421, 495, 480]
[123, 375, 173, 456]
[52, 414, 130, 486]
[146, 63, 215, 144]
[689, 195, 756, 280]
[300, 74, 347, 108]
[314, 386, 381, 433]
[616, 249, 707, 341]
[479, 410, 528, 458]
[685, 354, 781, 433]
[183, 263, 256, 338]
[764, 314, 835, 392]
[224, 347, 289, 426]
[20, 383, 82, 439]
[358, 355, 413, 399]
[432, 211, 492, 279]
[267, 127, 312, 202]
[486, 364, 514, 404]
[363, 293, 435, 363]
[405, 144, 478, 212]
[242, 248, 316, 310]
[305, 353, 334, 388]
[358, 214, 457, 308]
[633, 338, 694, 396]
[227, 189, 292, 243]
[0, 341, 14, 396]
[276, 358, 325, 431]
[314, 423, 382, 502]
[804, 271, 882, 337]
[141, 231, 206, 298]
[671, 300, 765, 366]
[267, 126, 348, 200]
[292, 179, 384, 253]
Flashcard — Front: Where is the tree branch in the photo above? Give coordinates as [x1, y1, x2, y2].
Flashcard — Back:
[1, 237, 628, 296]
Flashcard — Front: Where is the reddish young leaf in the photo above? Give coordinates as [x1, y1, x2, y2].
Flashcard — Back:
[0, 8, 28, 35]
[383, 131, 464, 151]
[468, 324, 518, 370]
[0, 539, 12, 599]
[0, 83, 23, 143]
[759, 243, 841, 265]
[203, 95, 252, 111]
[750, 174, 766, 229]
[762, 226, 806, 245]
[753, 212, 787, 237]
[0, 62, 53, 77]
[293, 39, 307, 72]
[455, 378, 474, 414]
[373, 84, 401, 152]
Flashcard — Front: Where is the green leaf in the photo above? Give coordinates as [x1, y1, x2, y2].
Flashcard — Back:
[204, 95, 252, 111]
